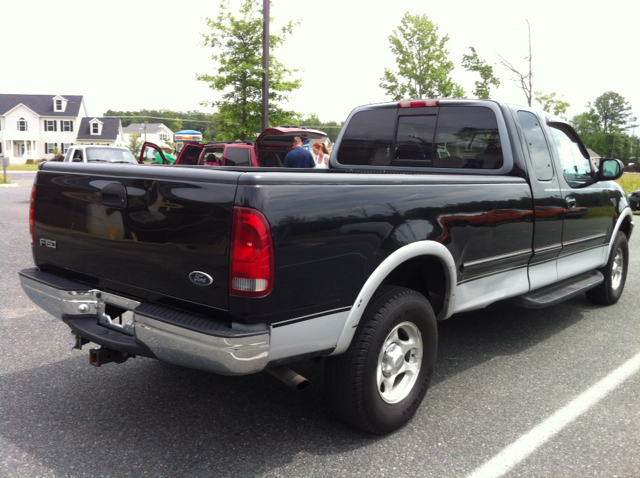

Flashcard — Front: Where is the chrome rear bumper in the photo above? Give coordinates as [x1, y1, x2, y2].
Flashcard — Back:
[19, 268, 270, 375]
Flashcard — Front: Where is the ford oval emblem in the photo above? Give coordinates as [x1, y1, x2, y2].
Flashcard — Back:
[189, 271, 214, 287]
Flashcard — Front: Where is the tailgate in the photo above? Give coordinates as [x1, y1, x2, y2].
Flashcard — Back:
[31, 162, 241, 312]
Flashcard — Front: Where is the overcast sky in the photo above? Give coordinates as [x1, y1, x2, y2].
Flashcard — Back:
[4, 0, 639, 130]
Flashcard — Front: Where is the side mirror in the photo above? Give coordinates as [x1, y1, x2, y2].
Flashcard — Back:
[72, 157, 83, 162]
[598, 158, 624, 181]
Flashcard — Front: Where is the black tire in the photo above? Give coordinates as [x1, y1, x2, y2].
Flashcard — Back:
[586, 232, 629, 305]
[325, 286, 437, 435]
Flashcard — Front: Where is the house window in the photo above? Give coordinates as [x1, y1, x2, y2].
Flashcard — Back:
[159, 133, 167, 141]
[92, 123, 99, 134]
[18, 118, 28, 131]
[55, 99, 62, 111]
[62, 143, 72, 154]
[61, 120, 73, 132]
[45, 120, 57, 132]
[46, 143, 58, 154]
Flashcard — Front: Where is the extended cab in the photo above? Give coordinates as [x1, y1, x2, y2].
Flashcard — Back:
[20, 99, 633, 434]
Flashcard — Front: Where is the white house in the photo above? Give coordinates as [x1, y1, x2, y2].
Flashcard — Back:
[76, 117, 126, 147]
[0, 94, 88, 163]
[123, 123, 174, 148]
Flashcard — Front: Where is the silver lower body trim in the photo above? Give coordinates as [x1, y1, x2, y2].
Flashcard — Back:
[135, 315, 269, 375]
[19, 271, 270, 376]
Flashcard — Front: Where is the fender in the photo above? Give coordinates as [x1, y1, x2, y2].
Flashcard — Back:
[330, 240, 457, 356]
[604, 207, 634, 264]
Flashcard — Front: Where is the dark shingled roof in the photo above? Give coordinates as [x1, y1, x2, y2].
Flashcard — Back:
[0, 94, 84, 116]
[76, 117, 122, 141]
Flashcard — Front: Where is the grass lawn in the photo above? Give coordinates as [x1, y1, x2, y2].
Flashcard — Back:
[616, 173, 640, 195]
[7, 164, 39, 171]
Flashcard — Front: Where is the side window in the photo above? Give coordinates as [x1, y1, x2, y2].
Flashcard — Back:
[179, 145, 201, 165]
[432, 106, 502, 169]
[336, 107, 396, 165]
[517, 111, 554, 181]
[200, 148, 223, 165]
[393, 115, 437, 165]
[549, 125, 592, 181]
[225, 148, 251, 166]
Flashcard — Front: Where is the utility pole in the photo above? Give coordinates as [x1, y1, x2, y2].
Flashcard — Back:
[261, 0, 270, 132]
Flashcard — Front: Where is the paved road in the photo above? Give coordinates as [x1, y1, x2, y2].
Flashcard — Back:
[1, 170, 37, 186]
[1, 186, 639, 478]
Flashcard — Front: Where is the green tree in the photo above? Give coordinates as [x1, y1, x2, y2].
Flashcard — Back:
[380, 13, 464, 100]
[197, 0, 302, 141]
[126, 132, 143, 158]
[462, 47, 500, 99]
[571, 104, 600, 137]
[535, 91, 570, 118]
[299, 113, 344, 143]
[593, 91, 637, 133]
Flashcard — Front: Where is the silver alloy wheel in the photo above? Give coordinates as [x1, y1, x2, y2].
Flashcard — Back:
[376, 321, 423, 404]
[611, 247, 624, 291]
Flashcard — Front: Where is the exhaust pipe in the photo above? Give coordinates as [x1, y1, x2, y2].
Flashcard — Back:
[89, 347, 131, 367]
[266, 365, 309, 391]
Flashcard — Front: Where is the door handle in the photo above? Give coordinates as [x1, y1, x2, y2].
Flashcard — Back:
[100, 183, 127, 208]
[565, 196, 577, 210]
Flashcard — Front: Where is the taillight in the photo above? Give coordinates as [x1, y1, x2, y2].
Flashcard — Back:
[229, 207, 274, 297]
[29, 185, 36, 246]
[398, 99, 439, 108]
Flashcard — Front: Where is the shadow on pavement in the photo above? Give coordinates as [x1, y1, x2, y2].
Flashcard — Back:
[0, 294, 598, 477]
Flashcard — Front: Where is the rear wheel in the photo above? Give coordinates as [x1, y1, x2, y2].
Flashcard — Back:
[586, 232, 628, 305]
[325, 286, 437, 434]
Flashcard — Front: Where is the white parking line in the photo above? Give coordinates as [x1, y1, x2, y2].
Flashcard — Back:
[465, 351, 640, 478]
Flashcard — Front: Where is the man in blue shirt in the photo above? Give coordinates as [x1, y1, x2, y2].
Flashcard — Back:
[283, 136, 315, 168]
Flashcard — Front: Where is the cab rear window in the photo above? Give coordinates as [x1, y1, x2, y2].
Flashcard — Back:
[336, 106, 503, 169]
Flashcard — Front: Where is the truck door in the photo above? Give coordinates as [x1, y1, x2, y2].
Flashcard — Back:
[139, 142, 166, 164]
[516, 110, 564, 290]
[547, 123, 616, 280]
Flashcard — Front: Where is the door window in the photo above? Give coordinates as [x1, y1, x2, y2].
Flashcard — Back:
[225, 148, 251, 166]
[201, 148, 223, 165]
[517, 111, 554, 181]
[549, 125, 592, 181]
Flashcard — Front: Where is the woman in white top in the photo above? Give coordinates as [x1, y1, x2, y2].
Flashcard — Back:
[312, 142, 330, 169]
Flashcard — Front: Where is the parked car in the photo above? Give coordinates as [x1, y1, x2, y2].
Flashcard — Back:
[139, 126, 328, 166]
[64, 145, 137, 164]
[629, 189, 640, 211]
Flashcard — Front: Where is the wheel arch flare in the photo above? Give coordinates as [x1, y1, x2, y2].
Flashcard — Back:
[330, 240, 457, 356]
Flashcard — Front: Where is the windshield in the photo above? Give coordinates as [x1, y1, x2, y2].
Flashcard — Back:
[86, 147, 137, 164]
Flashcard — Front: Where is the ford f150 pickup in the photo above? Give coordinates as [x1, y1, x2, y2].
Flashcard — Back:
[19, 99, 633, 434]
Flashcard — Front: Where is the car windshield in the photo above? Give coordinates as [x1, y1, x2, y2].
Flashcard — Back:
[86, 147, 137, 164]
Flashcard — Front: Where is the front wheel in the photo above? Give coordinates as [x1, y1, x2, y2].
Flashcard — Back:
[586, 231, 629, 305]
[325, 286, 437, 434]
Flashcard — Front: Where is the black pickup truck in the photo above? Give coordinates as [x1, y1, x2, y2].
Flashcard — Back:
[19, 99, 633, 434]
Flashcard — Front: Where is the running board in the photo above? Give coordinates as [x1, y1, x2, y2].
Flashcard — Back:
[516, 271, 604, 309]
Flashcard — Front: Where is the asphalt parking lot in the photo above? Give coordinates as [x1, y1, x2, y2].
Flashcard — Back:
[1, 185, 639, 478]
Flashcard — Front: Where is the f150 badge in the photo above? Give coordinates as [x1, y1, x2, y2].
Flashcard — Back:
[39, 238, 57, 249]
[189, 271, 213, 287]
